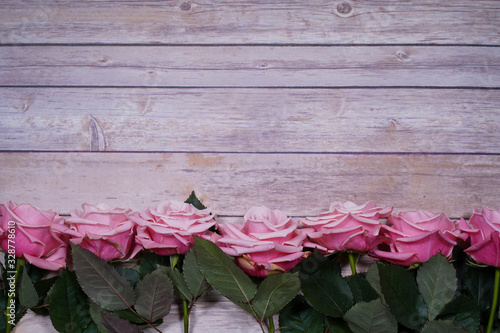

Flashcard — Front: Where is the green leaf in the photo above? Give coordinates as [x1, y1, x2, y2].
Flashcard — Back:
[100, 312, 143, 333]
[279, 296, 325, 333]
[89, 302, 109, 333]
[365, 263, 385, 304]
[113, 309, 144, 324]
[167, 267, 193, 300]
[344, 299, 398, 333]
[32, 276, 59, 315]
[34, 276, 57, 302]
[420, 319, 470, 333]
[345, 273, 379, 303]
[0, 257, 4, 287]
[139, 251, 169, 277]
[463, 266, 495, 313]
[326, 318, 353, 333]
[83, 322, 98, 333]
[417, 253, 457, 320]
[20, 266, 39, 308]
[134, 267, 174, 323]
[25, 263, 48, 284]
[71, 244, 136, 311]
[437, 295, 480, 332]
[252, 272, 300, 320]
[299, 258, 353, 318]
[378, 263, 428, 330]
[193, 237, 257, 305]
[115, 267, 141, 288]
[49, 270, 93, 333]
[0, 275, 7, 330]
[183, 247, 211, 301]
[184, 191, 207, 210]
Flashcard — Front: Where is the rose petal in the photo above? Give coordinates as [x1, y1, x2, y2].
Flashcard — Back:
[369, 249, 420, 266]
[393, 230, 456, 262]
[23, 253, 66, 271]
[465, 231, 500, 267]
[469, 212, 500, 237]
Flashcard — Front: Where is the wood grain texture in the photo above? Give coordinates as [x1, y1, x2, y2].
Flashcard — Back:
[1, 0, 499, 45]
[2, 0, 499, 331]
[1, 152, 498, 218]
[2, 88, 500, 153]
[14, 301, 267, 333]
[1, 46, 499, 87]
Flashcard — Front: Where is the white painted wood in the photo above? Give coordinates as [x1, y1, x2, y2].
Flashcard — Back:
[1, 46, 499, 87]
[13, 301, 267, 333]
[1, 152, 499, 218]
[1, 0, 499, 331]
[1, 88, 499, 153]
[1, 0, 499, 45]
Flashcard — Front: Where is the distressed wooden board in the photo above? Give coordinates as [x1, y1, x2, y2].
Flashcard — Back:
[1, 152, 499, 217]
[1, 46, 499, 87]
[14, 302, 268, 333]
[1, 0, 499, 45]
[1, 88, 500, 153]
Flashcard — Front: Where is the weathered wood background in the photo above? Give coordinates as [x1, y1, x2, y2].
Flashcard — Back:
[2, 0, 499, 332]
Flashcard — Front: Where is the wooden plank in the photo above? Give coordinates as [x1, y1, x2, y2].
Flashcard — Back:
[1, 46, 499, 87]
[2, 88, 500, 153]
[15, 301, 267, 333]
[1, 152, 499, 217]
[1, 0, 499, 45]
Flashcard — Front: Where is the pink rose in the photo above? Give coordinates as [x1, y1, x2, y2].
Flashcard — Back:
[327, 201, 393, 218]
[460, 207, 500, 267]
[0, 202, 68, 271]
[64, 203, 138, 261]
[301, 201, 393, 253]
[132, 201, 216, 256]
[370, 210, 460, 266]
[215, 206, 309, 277]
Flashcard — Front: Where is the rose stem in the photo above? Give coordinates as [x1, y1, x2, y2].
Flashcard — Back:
[486, 267, 500, 333]
[348, 253, 358, 275]
[183, 299, 189, 333]
[268, 316, 275, 333]
[5, 258, 23, 333]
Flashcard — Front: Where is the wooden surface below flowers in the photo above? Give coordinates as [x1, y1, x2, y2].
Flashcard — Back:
[16, 296, 273, 333]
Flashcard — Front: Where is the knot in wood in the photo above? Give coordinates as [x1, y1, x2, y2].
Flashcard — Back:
[334, 1, 354, 17]
[180, 2, 191, 11]
[97, 57, 109, 65]
[395, 50, 410, 61]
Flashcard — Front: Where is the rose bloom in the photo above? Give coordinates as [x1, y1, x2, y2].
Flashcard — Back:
[0, 202, 69, 271]
[302, 201, 393, 254]
[460, 207, 500, 267]
[370, 210, 460, 266]
[64, 203, 138, 261]
[132, 201, 216, 256]
[327, 201, 393, 218]
[215, 206, 309, 277]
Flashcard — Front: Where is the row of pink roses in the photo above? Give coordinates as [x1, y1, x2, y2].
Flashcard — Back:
[0, 201, 499, 277]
